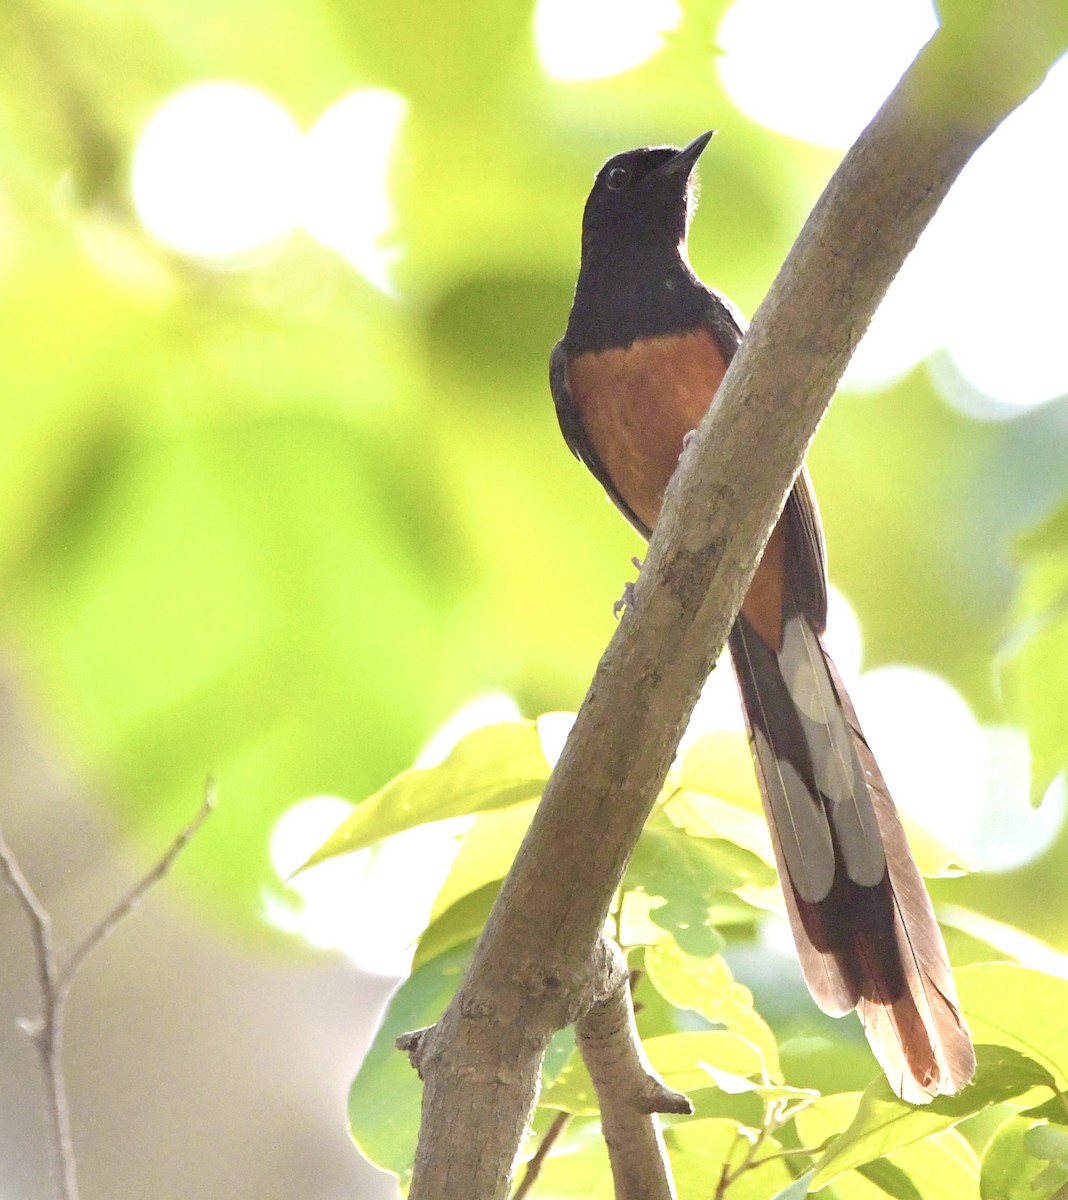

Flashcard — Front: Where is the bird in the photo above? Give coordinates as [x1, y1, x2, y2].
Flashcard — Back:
[549, 132, 975, 1103]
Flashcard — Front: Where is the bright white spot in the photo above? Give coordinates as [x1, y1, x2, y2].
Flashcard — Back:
[266, 700, 525, 969]
[684, 654, 745, 747]
[940, 904, 1068, 978]
[854, 667, 1062, 869]
[267, 696, 520, 974]
[844, 248, 945, 390]
[536, 711, 577, 769]
[132, 82, 302, 258]
[717, 0, 1067, 406]
[415, 692, 522, 769]
[823, 585, 863, 684]
[847, 56, 1068, 407]
[268, 695, 526, 973]
[534, 0, 682, 82]
[301, 89, 408, 291]
[973, 734, 1065, 870]
[269, 795, 357, 884]
[716, 0, 936, 149]
[856, 667, 985, 848]
[267, 795, 466, 977]
[131, 83, 408, 284]
[933, 57, 1068, 408]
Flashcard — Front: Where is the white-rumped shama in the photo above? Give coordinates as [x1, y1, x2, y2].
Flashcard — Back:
[549, 133, 975, 1103]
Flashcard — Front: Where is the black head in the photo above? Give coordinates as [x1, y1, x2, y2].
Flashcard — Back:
[580, 132, 714, 260]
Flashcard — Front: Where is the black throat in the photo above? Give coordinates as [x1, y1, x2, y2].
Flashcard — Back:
[564, 243, 710, 355]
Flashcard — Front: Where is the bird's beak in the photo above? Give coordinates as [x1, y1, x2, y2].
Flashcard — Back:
[655, 130, 716, 178]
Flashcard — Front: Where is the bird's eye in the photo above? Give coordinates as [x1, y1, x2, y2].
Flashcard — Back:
[605, 166, 629, 191]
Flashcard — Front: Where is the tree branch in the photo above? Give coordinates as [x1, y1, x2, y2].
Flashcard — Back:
[56, 782, 216, 993]
[404, 19, 1065, 1200]
[0, 782, 216, 1200]
[576, 939, 692, 1200]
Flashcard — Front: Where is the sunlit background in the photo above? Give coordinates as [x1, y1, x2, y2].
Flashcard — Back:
[2, 0, 1067, 1195]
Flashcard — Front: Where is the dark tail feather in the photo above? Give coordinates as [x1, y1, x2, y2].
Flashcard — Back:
[728, 613, 975, 1103]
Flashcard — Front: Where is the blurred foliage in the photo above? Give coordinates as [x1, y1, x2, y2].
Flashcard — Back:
[2, 0, 1066, 939]
[337, 721, 1068, 1196]
[0, 0, 845, 925]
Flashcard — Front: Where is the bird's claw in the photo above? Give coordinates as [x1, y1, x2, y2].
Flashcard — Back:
[679, 428, 698, 461]
[613, 557, 644, 618]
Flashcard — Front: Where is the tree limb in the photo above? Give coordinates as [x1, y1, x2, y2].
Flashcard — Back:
[404, 19, 1065, 1200]
[576, 939, 692, 1200]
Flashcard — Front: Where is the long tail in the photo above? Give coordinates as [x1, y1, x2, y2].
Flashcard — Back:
[728, 608, 975, 1103]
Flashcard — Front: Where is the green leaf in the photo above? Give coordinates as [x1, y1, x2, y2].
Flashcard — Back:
[645, 1030, 768, 1093]
[811, 1044, 1055, 1186]
[1026, 1122, 1068, 1165]
[895, 813, 974, 878]
[513, 1117, 612, 1199]
[348, 943, 472, 1187]
[412, 880, 499, 969]
[874, 1128, 980, 1199]
[539, 1029, 768, 1117]
[676, 731, 764, 810]
[619, 885, 757, 950]
[1003, 497, 1068, 799]
[429, 799, 538, 918]
[665, 787, 776, 870]
[624, 821, 774, 957]
[793, 1090, 863, 1155]
[856, 1156, 925, 1200]
[666, 1118, 794, 1200]
[644, 940, 781, 1080]
[770, 1170, 816, 1199]
[667, 732, 774, 865]
[1021, 1094, 1068, 1126]
[542, 1026, 578, 1090]
[299, 721, 549, 872]
[957, 963, 1068, 1088]
[538, 1054, 599, 1116]
[981, 1117, 1068, 1200]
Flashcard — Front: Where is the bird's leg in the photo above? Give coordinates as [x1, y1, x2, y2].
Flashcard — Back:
[679, 428, 698, 461]
[613, 556, 644, 618]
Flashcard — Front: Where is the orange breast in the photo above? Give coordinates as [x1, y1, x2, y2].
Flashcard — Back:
[567, 328, 729, 532]
[569, 325, 789, 650]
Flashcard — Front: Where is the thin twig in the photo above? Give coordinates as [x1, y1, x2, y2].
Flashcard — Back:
[714, 1095, 827, 1198]
[0, 780, 217, 1200]
[747, 1139, 834, 1166]
[0, 826, 56, 1020]
[0, 827, 75, 1200]
[57, 780, 217, 992]
[511, 1111, 571, 1200]
[714, 1123, 758, 1200]
[715, 1099, 781, 1198]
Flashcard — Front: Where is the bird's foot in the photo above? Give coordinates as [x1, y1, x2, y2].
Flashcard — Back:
[613, 557, 644, 618]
